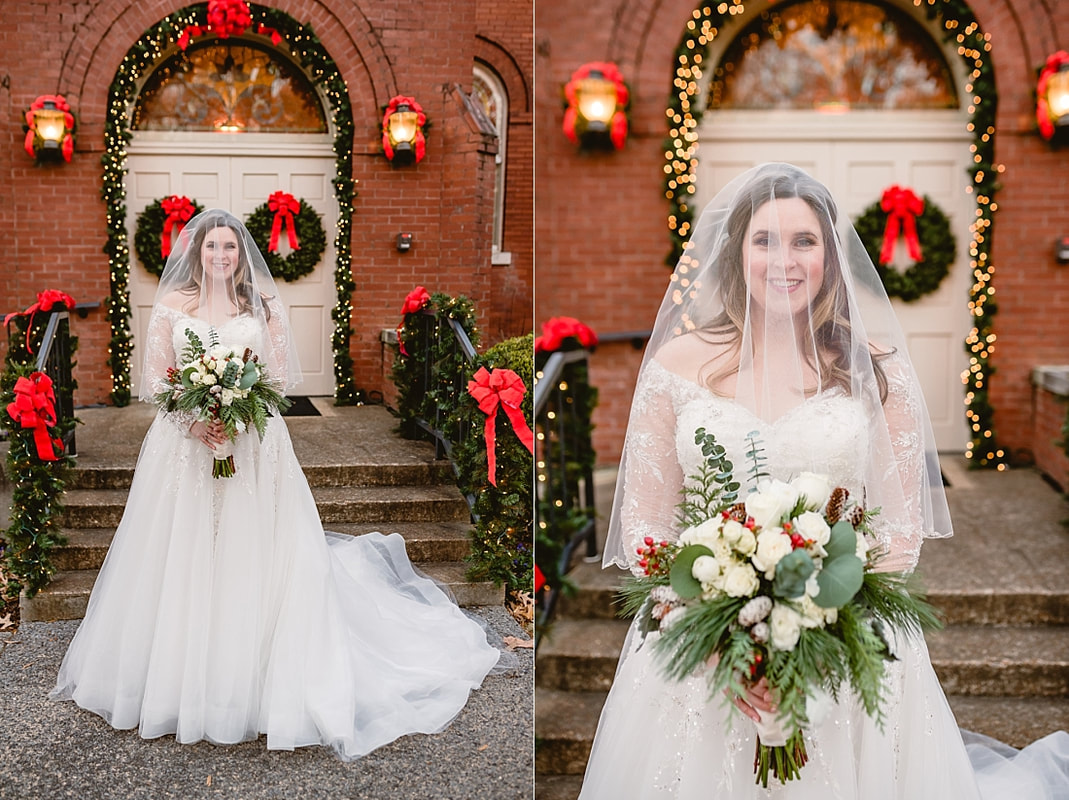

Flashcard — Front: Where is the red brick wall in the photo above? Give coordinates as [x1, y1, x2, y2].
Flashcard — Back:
[0, 0, 532, 405]
[1032, 383, 1069, 491]
[535, 0, 1069, 466]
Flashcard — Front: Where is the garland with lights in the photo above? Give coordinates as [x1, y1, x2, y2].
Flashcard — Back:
[134, 196, 205, 277]
[854, 193, 956, 302]
[102, 3, 358, 406]
[664, 0, 1003, 467]
[244, 195, 327, 283]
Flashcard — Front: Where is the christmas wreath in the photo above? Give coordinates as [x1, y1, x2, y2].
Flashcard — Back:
[854, 187, 956, 302]
[134, 196, 205, 277]
[245, 193, 327, 282]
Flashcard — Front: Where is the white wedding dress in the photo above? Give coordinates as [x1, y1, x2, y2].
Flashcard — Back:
[51, 308, 500, 758]
[579, 360, 1069, 799]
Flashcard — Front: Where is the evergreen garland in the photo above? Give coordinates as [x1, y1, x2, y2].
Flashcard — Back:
[244, 197, 328, 283]
[133, 197, 206, 278]
[664, 0, 1003, 467]
[102, 3, 359, 406]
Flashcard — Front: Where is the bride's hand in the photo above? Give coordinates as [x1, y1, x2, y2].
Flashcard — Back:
[190, 419, 226, 450]
[726, 676, 777, 723]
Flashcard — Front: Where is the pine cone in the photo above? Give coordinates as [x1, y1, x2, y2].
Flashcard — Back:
[849, 505, 865, 528]
[729, 502, 748, 522]
[825, 487, 849, 524]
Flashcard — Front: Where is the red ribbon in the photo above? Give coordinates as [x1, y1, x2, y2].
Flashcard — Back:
[4, 290, 76, 355]
[562, 62, 630, 150]
[879, 186, 925, 265]
[535, 316, 598, 353]
[534, 564, 546, 594]
[467, 367, 535, 487]
[1037, 51, 1069, 140]
[267, 191, 301, 252]
[160, 195, 196, 258]
[178, 0, 253, 49]
[257, 24, 282, 45]
[7, 372, 62, 461]
[396, 286, 431, 356]
[24, 94, 75, 163]
[382, 95, 428, 163]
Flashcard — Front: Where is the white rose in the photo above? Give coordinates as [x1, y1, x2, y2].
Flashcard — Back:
[751, 528, 792, 576]
[794, 511, 831, 548]
[691, 554, 721, 585]
[680, 517, 723, 549]
[722, 563, 760, 598]
[746, 479, 800, 529]
[220, 388, 236, 406]
[797, 595, 827, 629]
[202, 373, 217, 386]
[791, 472, 832, 509]
[721, 519, 745, 545]
[734, 527, 757, 557]
[209, 344, 230, 360]
[769, 603, 803, 651]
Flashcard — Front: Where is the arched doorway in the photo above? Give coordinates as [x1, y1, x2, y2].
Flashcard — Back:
[693, 0, 972, 450]
[126, 38, 338, 395]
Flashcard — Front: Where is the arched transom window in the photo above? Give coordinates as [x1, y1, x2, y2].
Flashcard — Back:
[709, 0, 958, 111]
[133, 41, 327, 132]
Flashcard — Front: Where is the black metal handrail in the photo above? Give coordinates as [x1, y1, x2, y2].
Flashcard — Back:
[535, 347, 597, 647]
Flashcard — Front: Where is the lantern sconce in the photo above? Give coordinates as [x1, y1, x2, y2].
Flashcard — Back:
[562, 62, 630, 152]
[382, 96, 427, 165]
[24, 94, 76, 163]
[1037, 51, 1069, 143]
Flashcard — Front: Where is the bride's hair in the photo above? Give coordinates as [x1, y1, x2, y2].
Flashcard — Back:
[176, 213, 273, 322]
[697, 166, 888, 401]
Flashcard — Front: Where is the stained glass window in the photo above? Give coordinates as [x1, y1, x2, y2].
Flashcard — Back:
[708, 0, 958, 110]
[132, 41, 327, 132]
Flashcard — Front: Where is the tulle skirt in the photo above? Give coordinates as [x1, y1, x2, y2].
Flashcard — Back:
[51, 412, 500, 759]
[578, 621, 1069, 799]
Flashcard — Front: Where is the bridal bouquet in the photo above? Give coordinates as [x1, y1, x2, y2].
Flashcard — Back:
[619, 428, 941, 787]
[155, 327, 290, 478]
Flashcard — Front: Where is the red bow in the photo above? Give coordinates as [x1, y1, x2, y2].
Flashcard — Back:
[467, 367, 535, 487]
[879, 186, 925, 265]
[1037, 51, 1069, 140]
[535, 316, 598, 353]
[24, 94, 75, 163]
[563, 62, 630, 150]
[382, 95, 428, 163]
[267, 191, 301, 252]
[396, 286, 431, 356]
[7, 372, 62, 461]
[534, 564, 546, 594]
[178, 0, 252, 49]
[4, 289, 76, 355]
[161, 195, 196, 258]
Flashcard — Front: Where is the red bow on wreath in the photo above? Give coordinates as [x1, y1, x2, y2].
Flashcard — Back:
[4, 290, 76, 355]
[382, 96, 428, 163]
[7, 371, 63, 461]
[879, 186, 925, 265]
[467, 367, 535, 487]
[178, 0, 253, 49]
[267, 191, 301, 253]
[535, 316, 598, 353]
[563, 62, 630, 150]
[161, 195, 197, 258]
[1037, 51, 1069, 141]
[24, 95, 75, 163]
[396, 286, 431, 356]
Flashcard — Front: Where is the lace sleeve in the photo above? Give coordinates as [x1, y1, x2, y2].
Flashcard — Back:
[263, 297, 291, 390]
[141, 306, 196, 436]
[614, 369, 686, 575]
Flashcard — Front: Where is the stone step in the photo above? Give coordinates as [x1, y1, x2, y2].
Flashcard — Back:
[20, 561, 502, 622]
[534, 689, 605, 777]
[56, 485, 470, 528]
[535, 775, 583, 800]
[537, 618, 1069, 698]
[50, 521, 475, 571]
[556, 560, 1069, 627]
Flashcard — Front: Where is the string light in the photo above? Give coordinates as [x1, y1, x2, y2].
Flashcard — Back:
[102, 4, 359, 406]
[663, 0, 1004, 468]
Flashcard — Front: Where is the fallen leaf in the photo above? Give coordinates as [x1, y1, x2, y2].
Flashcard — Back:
[0, 614, 13, 631]
[206, 776, 212, 787]
[477, 743, 489, 752]
[502, 635, 533, 651]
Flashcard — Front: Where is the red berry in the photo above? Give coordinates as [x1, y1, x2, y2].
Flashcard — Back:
[644, 536, 654, 546]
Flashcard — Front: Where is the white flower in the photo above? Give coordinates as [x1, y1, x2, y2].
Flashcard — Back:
[794, 511, 831, 549]
[680, 517, 723, 549]
[723, 563, 760, 598]
[202, 373, 217, 386]
[797, 595, 828, 629]
[791, 472, 832, 509]
[746, 479, 800, 529]
[855, 530, 870, 561]
[691, 555, 721, 585]
[209, 344, 230, 360]
[651, 585, 680, 605]
[220, 388, 236, 406]
[738, 595, 773, 626]
[734, 526, 757, 557]
[769, 603, 803, 651]
[751, 528, 792, 576]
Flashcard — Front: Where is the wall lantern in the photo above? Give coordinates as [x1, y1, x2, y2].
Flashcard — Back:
[1037, 51, 1069, 142]
[382, 95, 427, 165]
[563, 62, 629, 151]
[24, 95, 75, 163]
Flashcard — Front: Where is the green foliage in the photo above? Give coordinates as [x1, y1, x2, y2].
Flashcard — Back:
[669, 544, 714, 600]
[133, 198, 206, 278]
[676, 427, 739, 528]
[243, 197, 328, 283]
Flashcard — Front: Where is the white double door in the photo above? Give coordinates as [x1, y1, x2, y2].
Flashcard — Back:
[127, 135, 337, 395]
[697, 112, 973, 450]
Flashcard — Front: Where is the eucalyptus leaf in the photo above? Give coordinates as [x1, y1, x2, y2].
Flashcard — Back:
[814, 554, 864, 608]
[825, 520, 858, 560]
[773, 549, 815, 599]
[670, 544, 715, 600]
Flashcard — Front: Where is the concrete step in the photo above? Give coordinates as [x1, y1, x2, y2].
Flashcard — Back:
[948, 695, 1069, 749]
[535, 618, 628, 692]
[534, 688, 605, 776]
[21, 560, 502, 622]
[51, 521, 475, 571]
[57, 484, 470, 528]
[535, 775, 583, 800]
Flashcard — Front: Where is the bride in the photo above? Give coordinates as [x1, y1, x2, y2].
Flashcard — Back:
[51, 209, 500, 758]
[578, 164, 1069, 798]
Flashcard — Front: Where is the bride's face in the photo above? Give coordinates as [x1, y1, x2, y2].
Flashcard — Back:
[200, 226, 241, 284]
[743, 197, 826, 321]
